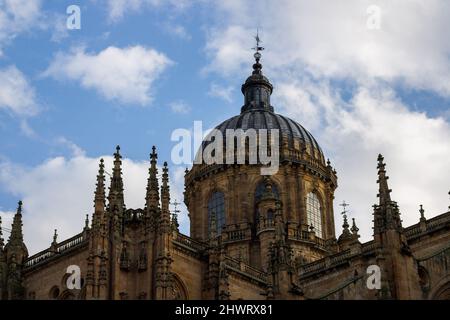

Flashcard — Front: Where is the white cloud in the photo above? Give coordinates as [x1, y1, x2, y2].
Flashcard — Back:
[43, 46, 172, 106]
[0, 1, 73, 59]
[206, 0, 450, 97]
[204, 25, 251, 77]
[0, 209, 14, 242]
[202, 0, 450, 242]
[164, 23, 191, 40]
[208, 83, 234, 103]
[277, 78, 450, 241]
[104, 0, 192, 22]
[0, 0, 42, 55]
[19, 119, 37, 138]
[48, 12, 69, 43]
[0, 65, 39, 117]
[339, 88, 450, 237]
[56, 137, 86, 158]
[169, 100, 191, 114]
[0, 152, 189, 254]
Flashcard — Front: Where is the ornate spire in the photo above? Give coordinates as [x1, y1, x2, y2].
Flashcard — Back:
[373, 154, 403, 234]
[108, 146, 124, 201]
[5, 200, 28, 265]
[160, 162, 171, 232]
[341, 212, 350, 235]
[419, 204, 426, 222]
[8, 201, 24, 245]
[351, 218, 360, 236]
[145, 146, 160, 217]
[52, 229, 58, 245]
[84, 214, 89, 230]
[50, 229, 58, 252]
[95, 159, 105, 202]
[93, 158, 106, 231]
[108, 146, 125, 236]
[338, 201, 352, 242]
[241, 32, 273, 113]
[377, 154, 392, 205]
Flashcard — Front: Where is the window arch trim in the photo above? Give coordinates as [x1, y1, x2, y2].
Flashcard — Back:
[207, 190, 226, 234]
[306, 191, 323, 238]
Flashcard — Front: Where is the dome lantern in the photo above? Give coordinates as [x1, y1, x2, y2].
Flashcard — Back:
[241, 32, 274, 113]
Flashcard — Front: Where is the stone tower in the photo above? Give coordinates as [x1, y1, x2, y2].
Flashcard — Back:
[184, 45, 339, 295]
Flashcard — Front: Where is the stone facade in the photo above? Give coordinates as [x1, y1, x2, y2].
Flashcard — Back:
[0, 56, 450, 300]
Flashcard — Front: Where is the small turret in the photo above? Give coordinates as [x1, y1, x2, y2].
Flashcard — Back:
[373, 154, 403, 235]
[50, 229, 58, 253]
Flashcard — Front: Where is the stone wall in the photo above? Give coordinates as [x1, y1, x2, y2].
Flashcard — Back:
[23, 247, 89, 300]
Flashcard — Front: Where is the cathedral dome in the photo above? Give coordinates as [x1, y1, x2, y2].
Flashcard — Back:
[201, 47, 325, 165]
[185, 39, 338, 245]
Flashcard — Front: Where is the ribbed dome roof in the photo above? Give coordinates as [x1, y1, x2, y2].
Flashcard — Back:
[213, 109, 325, 163]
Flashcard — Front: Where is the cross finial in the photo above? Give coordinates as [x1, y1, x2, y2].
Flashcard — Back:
[339, 201, 349, 215]
[171, 200, 181, 215]
[339, 201, 350, 234]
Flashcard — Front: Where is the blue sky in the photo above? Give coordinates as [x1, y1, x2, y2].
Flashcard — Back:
[0, 1, 239, 167]
[0, 0, 449, 254]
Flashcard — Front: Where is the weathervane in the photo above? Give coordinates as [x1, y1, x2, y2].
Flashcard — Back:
[252, 29, 264, 62]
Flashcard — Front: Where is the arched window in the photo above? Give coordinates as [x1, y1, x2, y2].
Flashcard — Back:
[208, 192, 225, 234]
[306, 192, 323, 238]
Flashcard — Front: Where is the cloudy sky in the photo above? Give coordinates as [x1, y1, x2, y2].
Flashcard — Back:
[0, 0, 449, 254]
